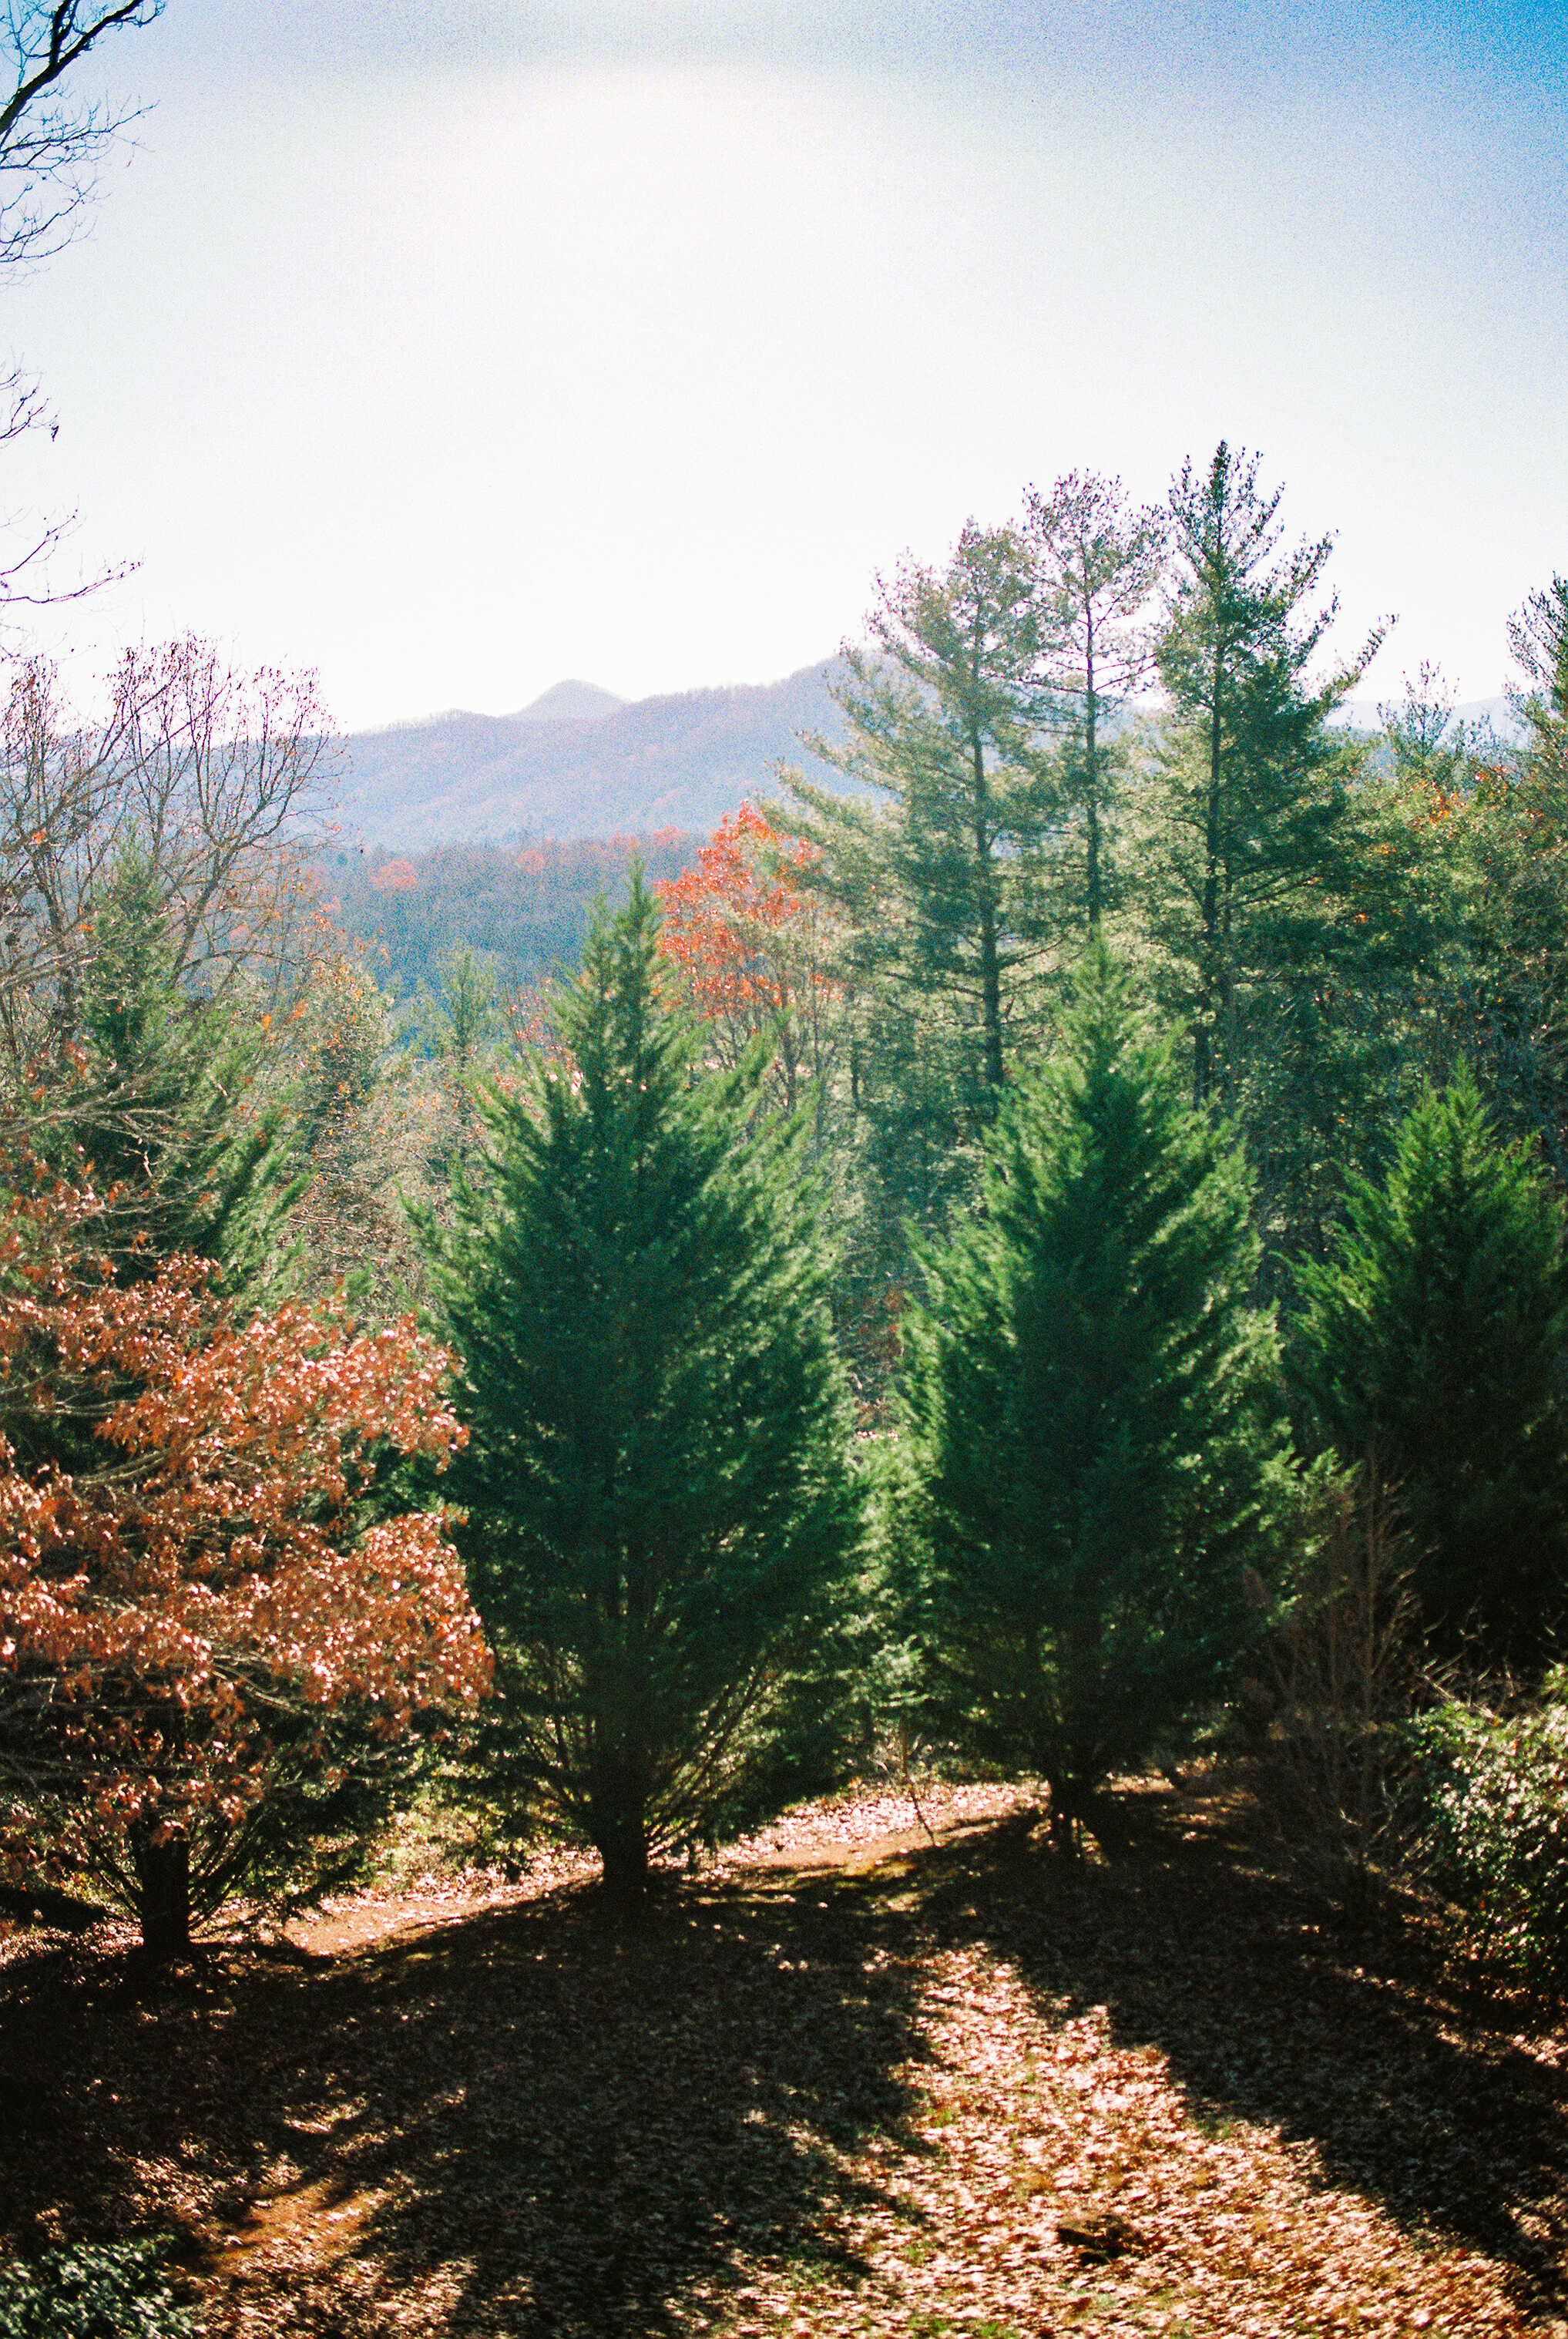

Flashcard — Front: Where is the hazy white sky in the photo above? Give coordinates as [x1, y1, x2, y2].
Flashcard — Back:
[0, 0, 1563, 728]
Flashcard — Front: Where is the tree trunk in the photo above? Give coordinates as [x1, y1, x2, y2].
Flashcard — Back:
[970, 748, 1005, 1097]
[1195, 645, 1225, 1105]
[136, 1827, 190, 1955]
[979, 886, 1004, 1094]
[597, 1813, 650, 1911]
[1084, 631, 1102, 933]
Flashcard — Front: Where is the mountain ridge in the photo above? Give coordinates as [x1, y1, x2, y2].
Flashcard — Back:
[334, 660, 850, 847]
[333, 671, 1525, 850]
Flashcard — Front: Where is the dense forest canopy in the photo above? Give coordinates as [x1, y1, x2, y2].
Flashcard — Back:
[321, 830, 700, 1010]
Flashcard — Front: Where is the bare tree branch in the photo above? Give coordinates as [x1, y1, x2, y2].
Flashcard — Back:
[0, 2, 164, 268]
[0, 643, 343, 1095]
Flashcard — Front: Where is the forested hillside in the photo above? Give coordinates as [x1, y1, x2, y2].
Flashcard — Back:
[321, 829, 700, 1003]
[335, 660, 849, 846]
[7, 449, 1568, 1917]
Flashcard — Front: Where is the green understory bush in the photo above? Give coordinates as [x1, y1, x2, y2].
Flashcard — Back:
[0, 2237, 197, 2339]
[1403, 1674, 1568, 1983]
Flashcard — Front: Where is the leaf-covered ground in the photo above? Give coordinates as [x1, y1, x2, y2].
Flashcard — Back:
[3, 1774, 1567, 2337]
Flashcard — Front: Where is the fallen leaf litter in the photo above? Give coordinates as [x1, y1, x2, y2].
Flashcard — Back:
[1, 1773, 1563, 2337]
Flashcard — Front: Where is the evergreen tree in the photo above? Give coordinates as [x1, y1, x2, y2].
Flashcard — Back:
[1454, 580, 1568, 1172]
[1150, 442, 1384, 1114]
[1508, 573, 1568, 775]
[64, 843, 299, 1290]
[1022, 470, 1166, 933]
[1292, 1067, 1568, 1663]
[1140, 443, 1395, 1281]
[779, 518, 1053, 1108]
[1351, 667, 1529, 1164]
[773, 521, 1066, 1379]
[1380, 661, 1482, 801]
[2, 842, 301, 1505]
[425, 873, 861, 1900]
[904, 946, 1288, 1837]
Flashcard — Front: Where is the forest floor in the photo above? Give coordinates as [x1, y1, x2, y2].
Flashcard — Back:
[3, 1770, 1568, 2338]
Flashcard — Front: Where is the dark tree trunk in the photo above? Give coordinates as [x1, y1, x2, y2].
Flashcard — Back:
[979, 887, 1005, 1094]
[972, 736, 1005, 1096]
[597, 1813, 650, 1911]
[1195, 646, 1225, 1106]
[136, 1827, 190, 1954]
[1084, 630, 1102, 933]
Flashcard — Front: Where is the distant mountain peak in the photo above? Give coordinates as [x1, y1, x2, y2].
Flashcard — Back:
[337, 658, 848, 847]
[510, 679, 628, 724]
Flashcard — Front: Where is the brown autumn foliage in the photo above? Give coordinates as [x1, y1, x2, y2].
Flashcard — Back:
[0, 1168, 490, 1949]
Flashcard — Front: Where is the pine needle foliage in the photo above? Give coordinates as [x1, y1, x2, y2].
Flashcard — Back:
[902, 944, 1289, 1833]
[1292, 1067, 1568, 1664]
[425, 872, 862, 1900]
[55, 842, 301, 1294]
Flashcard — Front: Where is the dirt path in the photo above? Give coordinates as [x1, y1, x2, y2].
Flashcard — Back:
[2, 1776, 1566, 2337]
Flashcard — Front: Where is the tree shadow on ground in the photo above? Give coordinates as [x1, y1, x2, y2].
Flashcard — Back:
[912, 1781, 1568, 2319]
[7, 1779, 1566, 2331]
[0, 1869, 933, 2337]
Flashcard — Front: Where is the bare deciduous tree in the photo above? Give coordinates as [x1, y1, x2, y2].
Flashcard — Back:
[0, 5, 167, 613]
[0, 2, 166, 270]
[109, 637, 337, 1003]
[0, 656, 123, 1067]
[0, 641, 341, 1085]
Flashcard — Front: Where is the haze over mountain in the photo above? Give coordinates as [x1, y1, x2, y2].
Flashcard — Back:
[1331, 694, 1517, 738]
[337, 662, 848, 846]
[511, 679, 629, 724]
[334, 664, 1523, 852]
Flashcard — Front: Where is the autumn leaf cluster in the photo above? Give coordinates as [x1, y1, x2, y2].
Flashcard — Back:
[0, 1162, 489, 1918]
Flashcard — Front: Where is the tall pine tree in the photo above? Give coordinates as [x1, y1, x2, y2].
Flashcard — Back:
[1150, 442, 1384, 1113]
[779, 519, 1053, 1110]
[1022, 470, 1166, 934]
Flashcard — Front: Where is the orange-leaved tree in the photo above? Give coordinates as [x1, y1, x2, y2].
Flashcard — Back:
[654, 804, 840, 1114]
[0, 1167, 489, 1951]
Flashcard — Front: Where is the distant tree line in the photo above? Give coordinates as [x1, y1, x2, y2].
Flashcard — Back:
[322, 830, 699, 1016]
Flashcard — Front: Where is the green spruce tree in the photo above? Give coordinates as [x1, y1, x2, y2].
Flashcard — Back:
[904, 945, 1288, 1837]
[1292, 1066, 1568, 1663]
[65, 843, 299, 1291]
[425, 872, 861, 1900]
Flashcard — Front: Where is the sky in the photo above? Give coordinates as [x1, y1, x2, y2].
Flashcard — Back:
[0, 0, 1562, 731]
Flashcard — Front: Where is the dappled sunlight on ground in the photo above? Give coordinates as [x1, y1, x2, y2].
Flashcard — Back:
[1, 1775, 1563, 2336]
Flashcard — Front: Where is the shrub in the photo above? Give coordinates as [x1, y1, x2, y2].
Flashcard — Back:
[1404, 1675, 1568, 1982]
[0, 2237, 197, 2339]
[1254, 1458, 1418, 1905]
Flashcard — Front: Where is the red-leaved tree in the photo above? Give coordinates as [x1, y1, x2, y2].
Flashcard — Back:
[0, 1169, 489, 1950]
[654, 805, 840, 1113]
